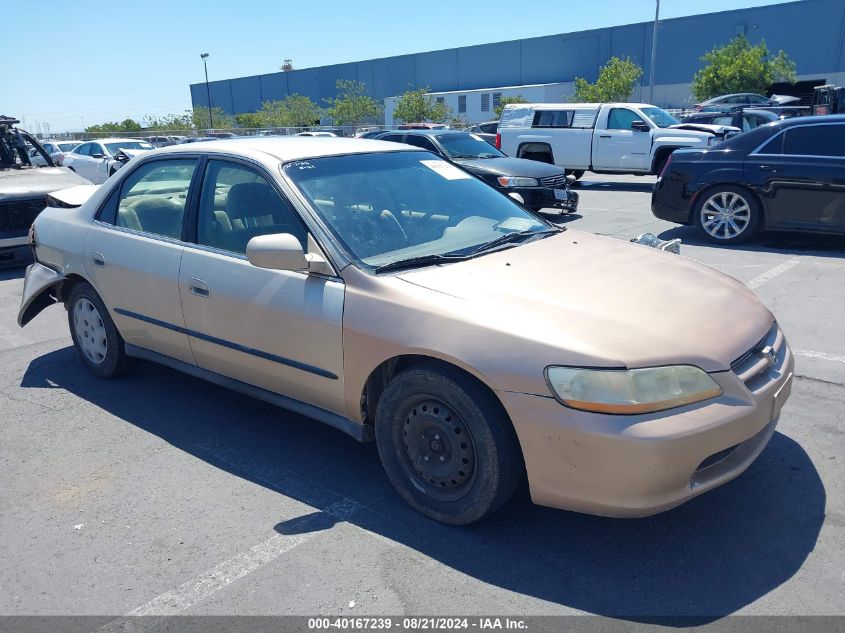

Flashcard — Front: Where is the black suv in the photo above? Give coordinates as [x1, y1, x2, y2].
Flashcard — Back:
[376, 130, 578, 214]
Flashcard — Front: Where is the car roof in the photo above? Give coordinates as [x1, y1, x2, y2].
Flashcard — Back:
[154, 137, 416, 162]
[85, 138, 151, 143]
[391, 129, 469, 136]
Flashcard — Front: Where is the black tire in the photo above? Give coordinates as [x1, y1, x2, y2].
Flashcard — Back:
[565, 170, 585, 180]
[693, 185, 761, 244]
[67, 282, 128, 378]
[375, 363, 523, 525]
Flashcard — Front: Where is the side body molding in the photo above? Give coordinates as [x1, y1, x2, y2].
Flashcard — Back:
[17, 262, 66, 327]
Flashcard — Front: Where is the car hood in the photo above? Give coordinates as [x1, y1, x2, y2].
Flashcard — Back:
[454, 156, 565, 178]
[0, 167, 91, 202]
[769, 94, 801, 105]
[395, 230, 773, 373]
[669, 123, 740, 136]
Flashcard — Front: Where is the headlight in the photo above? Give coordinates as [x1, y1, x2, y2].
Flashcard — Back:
[545, 365, 722, 415]
[497, 176, 538, 188]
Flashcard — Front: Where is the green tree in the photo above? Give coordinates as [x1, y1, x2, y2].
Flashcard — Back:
[691, 35, 796, 101]
[494, 95, 527, 118]
[572, 56, 643, 102]
[142, 112, 192, 130]
[325, 80, 382, 126]
[392, 87, 451, 123]
[85, 119, 142, 133]
[258, 95, 322, 127]
[192, 106, 235, 130]
[235, 112, 264, 128]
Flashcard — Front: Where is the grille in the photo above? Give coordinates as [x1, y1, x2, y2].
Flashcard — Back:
[731, 323, 785, 390]
[540, 174, 567, 188]
[0, 199, 45, 237]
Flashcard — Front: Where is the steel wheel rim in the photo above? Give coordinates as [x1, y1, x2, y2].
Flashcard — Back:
[401, 398, 477, 502]
[701, 191, 751, 240]
[73, 298, 108, 365]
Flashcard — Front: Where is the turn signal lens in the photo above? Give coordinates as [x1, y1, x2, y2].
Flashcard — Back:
[545, 365, 722, 415]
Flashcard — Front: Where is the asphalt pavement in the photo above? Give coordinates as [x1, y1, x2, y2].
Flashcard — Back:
[1, 173, 843, 626]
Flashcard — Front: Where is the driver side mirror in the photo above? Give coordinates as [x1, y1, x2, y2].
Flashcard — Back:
[246, 233, 333, 275]
[92, 152, 105, 158]
[631, 120, 650, 132]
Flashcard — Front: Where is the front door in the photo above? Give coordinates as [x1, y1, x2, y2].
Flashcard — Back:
[592, 107, 652, 171]
[178, 159, 346, 414]
[745, 123, 845, 232]
[85, 157, 200, 364]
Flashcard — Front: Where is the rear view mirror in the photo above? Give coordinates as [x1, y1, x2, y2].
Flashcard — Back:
[246, 233, 308, 271]
[631, 121, 650, 132]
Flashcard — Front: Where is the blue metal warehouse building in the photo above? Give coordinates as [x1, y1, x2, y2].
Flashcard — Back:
[190, 0, 845, 122]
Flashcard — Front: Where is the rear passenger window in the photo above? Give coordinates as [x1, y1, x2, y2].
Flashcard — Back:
[782, 125, 845, 157]
[196, 161, 307, 255]
[115, 159, 197, 239]
[532, 110, 571, 128]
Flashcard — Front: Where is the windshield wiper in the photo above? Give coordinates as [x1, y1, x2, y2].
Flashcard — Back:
[467, 228, 560, 256]
[374, 252, 470, 274]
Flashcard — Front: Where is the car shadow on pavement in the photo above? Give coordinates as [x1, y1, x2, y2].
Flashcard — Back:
[21, 348, 825, 623]
[658, 225, 845, 258]
[574, 180, 656, 194]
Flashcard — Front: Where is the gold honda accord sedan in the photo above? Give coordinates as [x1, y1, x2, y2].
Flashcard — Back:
[18, 138, 794, 524]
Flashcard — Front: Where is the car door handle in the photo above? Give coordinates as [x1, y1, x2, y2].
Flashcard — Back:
[189, 277, 209, 297]
[90, 251, 105, 267]
[759, 164, 778, 172]
[599, 135, 612, 138]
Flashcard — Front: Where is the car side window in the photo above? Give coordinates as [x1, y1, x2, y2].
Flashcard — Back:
[532, 110, 571, 128]
[607, 108, 644, 130]
[403, 135, 439, 153]
[92, 144, 105, 157]
[114, 159, 198, 239]
[712, 116, 734, 127]
[75, 143, 90, 156]
[380, 134, 405, 143]
[782, 125, 845, 157]
[196, 160, 308, 255]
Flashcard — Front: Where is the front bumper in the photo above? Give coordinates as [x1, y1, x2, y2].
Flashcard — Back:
[500, 330, 794, 517]
[517, 186, 579, 213]
[651, 176, 692, 224]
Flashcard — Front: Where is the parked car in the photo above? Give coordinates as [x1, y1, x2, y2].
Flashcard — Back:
[398, 123, 449, 130]
[178, 136, 219, 144]
[497, 102, 736, 179]
[0, 119, 90, 266]
[680, 108, 779, 133]
[356, 130, 387, 139]
[18, 137, 793, 524]
[652, 114, 845, 243]
[63, 138, 154, 184]
[467, 121, 499, 146]
[296, 131, 337, 137]
[146, 135, 186, 148]
[811, 84, 845, 115]
[377, 130, 577, 213]
[28, 140, 81, 166]
[694, 93, 809, 118]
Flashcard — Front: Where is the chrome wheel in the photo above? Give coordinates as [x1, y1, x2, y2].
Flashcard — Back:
[73, 298, 108, 365]
[700, 191, 752, 240]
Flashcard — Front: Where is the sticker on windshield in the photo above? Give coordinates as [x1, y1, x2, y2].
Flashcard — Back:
[420, 160, 472, 180]
[496, 217, 539, 232]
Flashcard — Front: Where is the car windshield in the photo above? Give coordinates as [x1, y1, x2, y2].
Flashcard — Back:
[641, 107, 680, 128]
[283, 151, 553, 270]
[105, 141, 153, 154]
[57, 142, 79, 152]
[436, 133, 504, 159]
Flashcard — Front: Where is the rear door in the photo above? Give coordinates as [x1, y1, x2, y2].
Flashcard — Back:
[592, 107, 652, 171]
[178, 158, 346, 414]
[85, 156, 201, 364]
[745, 122, 845, 232]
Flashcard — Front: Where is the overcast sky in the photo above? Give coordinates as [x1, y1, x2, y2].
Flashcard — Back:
[6, 0, 797, 132]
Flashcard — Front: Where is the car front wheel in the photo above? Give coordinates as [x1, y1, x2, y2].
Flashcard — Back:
[67, 282, 127, 378]
[375, 364, 523, 525]
[694, 186, 760, 244]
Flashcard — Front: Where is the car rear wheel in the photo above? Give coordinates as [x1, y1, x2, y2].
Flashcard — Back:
[375, 364, 522, 525]
[694, 186, 760, 244]
[68, 282, 127, 378]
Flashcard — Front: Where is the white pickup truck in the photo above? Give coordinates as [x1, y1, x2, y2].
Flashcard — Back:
[497, 102, 738, 178]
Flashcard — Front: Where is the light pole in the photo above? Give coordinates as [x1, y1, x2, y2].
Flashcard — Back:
[648, 0, 660, 104]
[200, 53, 213, 130]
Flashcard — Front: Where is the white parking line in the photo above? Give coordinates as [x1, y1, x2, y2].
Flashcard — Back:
[746, 259, 800, 289]
[96, 498, 359, 632]
[793, 349, 845, 364]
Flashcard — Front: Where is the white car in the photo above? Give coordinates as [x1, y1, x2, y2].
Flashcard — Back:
[296, 131, 337, 137]
[28, 140, 81, 166]
[63, 138, 154, 183]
